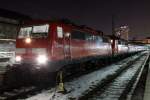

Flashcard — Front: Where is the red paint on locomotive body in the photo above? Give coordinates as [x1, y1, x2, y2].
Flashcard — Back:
[15, 19, 111, 66]
[15, 19, 144, 72]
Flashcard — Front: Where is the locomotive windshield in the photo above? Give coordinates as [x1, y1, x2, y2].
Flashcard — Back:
[18, 24, 49, 38]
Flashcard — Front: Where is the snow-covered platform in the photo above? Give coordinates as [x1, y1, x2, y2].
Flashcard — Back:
[143, 58, 150, 100]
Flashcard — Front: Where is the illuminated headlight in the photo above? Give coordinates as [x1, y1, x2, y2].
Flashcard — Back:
[37, 55, 47, 64]
[25, 38, 31, 44]
[15, 56, 22, 62]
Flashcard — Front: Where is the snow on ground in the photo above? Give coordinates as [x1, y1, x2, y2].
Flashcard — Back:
[26, 53, 144, 100]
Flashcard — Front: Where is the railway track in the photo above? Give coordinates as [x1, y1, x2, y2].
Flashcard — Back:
[0, 86, 39, 100]
[0, 85, 54, 100]
[79, 52, 149, 100]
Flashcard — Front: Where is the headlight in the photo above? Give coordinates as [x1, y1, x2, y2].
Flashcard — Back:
[36, 55, 47, 64]
[15, 56, 22, 62]
[25, 38, 31, 44]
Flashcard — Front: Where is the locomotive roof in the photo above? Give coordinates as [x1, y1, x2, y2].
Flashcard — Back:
[22, 19, 104, 36]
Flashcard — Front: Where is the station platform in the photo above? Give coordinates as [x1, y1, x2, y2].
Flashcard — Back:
[144, 60, 150, 100]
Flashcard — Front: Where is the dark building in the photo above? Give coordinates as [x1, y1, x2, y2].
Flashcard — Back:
[0, 8, 31, 39]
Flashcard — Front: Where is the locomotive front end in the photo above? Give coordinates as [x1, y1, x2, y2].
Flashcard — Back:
[15, 24, 50, 67]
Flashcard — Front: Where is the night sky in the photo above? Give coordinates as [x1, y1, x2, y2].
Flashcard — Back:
[0, 0, 150, 39]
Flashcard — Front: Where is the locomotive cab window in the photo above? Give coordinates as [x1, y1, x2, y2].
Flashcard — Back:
[31, 24, 49, 38]
[18, 24, 49, 38]
[19, 27, 32, 38]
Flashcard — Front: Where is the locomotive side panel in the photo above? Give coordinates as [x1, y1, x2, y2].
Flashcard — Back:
[70, 29, 112, 60]
[50, 24, 65, 61]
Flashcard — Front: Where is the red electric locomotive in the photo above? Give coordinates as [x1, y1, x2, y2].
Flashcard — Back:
[6, 19, 114, 85]
[15, 20, 112, 71]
